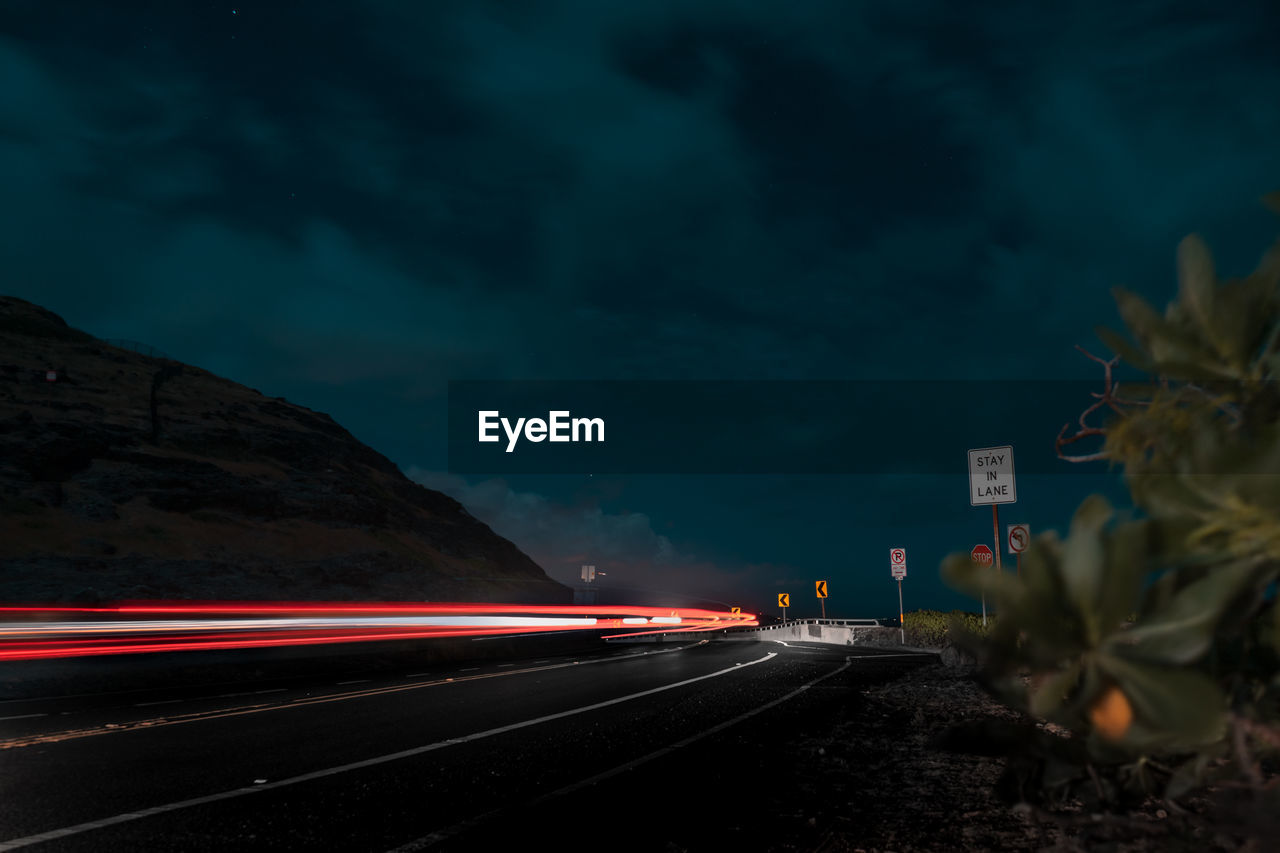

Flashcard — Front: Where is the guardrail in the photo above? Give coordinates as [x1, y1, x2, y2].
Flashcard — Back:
[726, 618, 884, 632]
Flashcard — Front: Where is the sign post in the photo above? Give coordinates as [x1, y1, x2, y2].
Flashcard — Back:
[577, 565, 598, 605]
[968, 446, 1017, 626]
[970, 544, 993, 625]
[777, 593, 790, 621]
[815, 580, 828, 618]
[889, 548, 907, 644]
[1006, 523, 1030, 578]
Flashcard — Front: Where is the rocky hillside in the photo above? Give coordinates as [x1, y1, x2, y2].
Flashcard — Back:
[0, 296, 568, 604]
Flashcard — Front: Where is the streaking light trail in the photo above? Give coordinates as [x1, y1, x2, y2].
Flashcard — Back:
[0, 602, 758, 661]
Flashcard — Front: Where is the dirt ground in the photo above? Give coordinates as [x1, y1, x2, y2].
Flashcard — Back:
[782, 662, 1273, 853]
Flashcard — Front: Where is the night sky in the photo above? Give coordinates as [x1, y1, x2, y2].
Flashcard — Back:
[3, 2, 1279, 616]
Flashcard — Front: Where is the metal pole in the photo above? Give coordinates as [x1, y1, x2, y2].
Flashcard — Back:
[985, 505, 1002, 627]
[897, 579, 905, 645]
[992, 504, 1004, 575]
[820, 598, 826, 619]
[1016, 552, 1021, 579]
[980, 566, 987, 628]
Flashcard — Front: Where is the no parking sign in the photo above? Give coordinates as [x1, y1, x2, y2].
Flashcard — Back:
[889, 547, 906, 580]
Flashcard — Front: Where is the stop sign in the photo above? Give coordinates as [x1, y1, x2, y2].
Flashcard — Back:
[971, 544, 993, 567]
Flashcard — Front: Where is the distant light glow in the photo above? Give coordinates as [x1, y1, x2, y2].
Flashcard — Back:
[0, 602, 757, 661]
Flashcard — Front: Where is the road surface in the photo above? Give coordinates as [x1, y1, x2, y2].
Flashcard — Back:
[0, 640, 933, 851]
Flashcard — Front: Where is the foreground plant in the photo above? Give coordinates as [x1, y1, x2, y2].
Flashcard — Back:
[942, 192, 1280, 810]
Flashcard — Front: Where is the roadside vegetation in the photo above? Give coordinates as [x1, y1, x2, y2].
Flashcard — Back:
[901, 609, 993, 648]
[941, 192, 1280, 815]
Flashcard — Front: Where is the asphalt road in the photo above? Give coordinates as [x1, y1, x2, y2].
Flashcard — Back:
[0, 640, 934, 851]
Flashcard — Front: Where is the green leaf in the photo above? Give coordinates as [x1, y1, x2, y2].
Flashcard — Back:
[1113, 287, 1168, 352]
[1096, 520, 1151, 633]
[1105, 561, 1257, 664]
[1113, 287, 1225, 370]
[1211, 275, 1277, 368]
[1095, 325, 1156, 372]
[1126, 474, 1214, 523]
[1147, 359, 1243, 383]
[1178, 235, 1218, 345]
[1095, 655, 1226, 747]
[940, 552, 1024, 605]
[1060, 496, 1113, 640]
[1029, 662, 1083, 719]
[1019, 533, 1066, 608]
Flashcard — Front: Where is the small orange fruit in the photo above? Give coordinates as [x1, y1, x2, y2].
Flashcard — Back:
[1088, 685, 1134, 741]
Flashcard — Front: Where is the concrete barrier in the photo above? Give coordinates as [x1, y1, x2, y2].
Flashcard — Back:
[604, 619, 941, 656]
[717, 619, 938, 654]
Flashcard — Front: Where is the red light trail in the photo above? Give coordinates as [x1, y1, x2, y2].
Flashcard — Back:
[0, 602, 758, 661]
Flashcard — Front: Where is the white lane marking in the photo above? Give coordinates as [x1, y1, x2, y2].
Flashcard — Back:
[0, 714, 46, 722]
[0, 651, 776, 851]
[135, 700, 183, 708]
[212, 688, 286, 699]
[532, 661, 549, 664]
[405, 674, 431, 679]
[1, 643, 705, 752]
[767, 641, 845, 655]
[771, 641, 936, 659]
[459, 667, 479, 672]
[391, 653, 851, 850]
[336, 680, 369, 686]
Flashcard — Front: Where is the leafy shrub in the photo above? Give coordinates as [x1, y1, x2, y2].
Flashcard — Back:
[902, 609, 993, 647]
[943, 192, 1280, 804]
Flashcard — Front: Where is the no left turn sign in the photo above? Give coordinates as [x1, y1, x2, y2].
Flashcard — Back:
[1007, 524, 1030, 555]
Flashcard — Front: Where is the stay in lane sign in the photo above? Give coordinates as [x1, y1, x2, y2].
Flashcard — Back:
[968, 445, 1017, 506]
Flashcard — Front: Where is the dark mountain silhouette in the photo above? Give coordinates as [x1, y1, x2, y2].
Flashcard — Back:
[0, 296, 568, 604]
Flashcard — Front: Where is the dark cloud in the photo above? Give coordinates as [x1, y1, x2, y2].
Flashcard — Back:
[2, 1, 1278, 608]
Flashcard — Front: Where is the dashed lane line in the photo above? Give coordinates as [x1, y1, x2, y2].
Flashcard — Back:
[0, 643, 703, 751]
[390, 653, 852, 850]
[0, 647, 771, 851]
